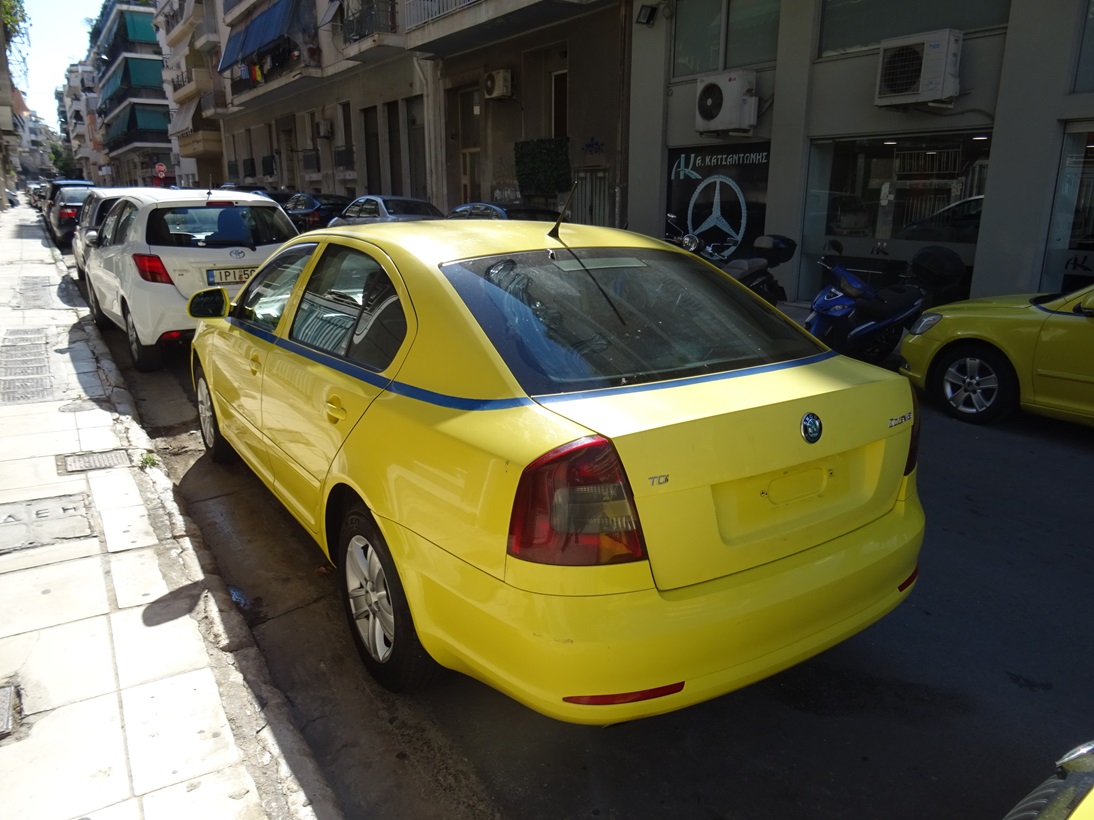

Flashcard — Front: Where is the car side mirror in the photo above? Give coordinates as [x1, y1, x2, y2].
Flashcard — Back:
[1077, 292, 1094, 317]
[188, 288, 230, 319]
[86, 229, 98, 246]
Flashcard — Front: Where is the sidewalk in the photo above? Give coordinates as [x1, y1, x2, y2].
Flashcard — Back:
[0, 202, 341, 819]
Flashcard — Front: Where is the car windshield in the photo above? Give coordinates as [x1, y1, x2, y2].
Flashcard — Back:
[383, 199, 442, 217]
[147, 205, 296, 249]
[314, 194, 350, 205]
[441, 248, 821, 395]
[59, 188, 92, 203]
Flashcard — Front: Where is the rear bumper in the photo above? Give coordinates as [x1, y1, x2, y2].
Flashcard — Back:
[389, 478, 925, 724]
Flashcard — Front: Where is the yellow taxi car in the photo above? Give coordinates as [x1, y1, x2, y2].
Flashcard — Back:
[1003, 741, 1094, 820]
[187, 220, 924, 724]
[899, 283, 1094, 426]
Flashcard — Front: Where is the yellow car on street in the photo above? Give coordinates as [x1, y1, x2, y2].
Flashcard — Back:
[188, 221, 924, 724]
[899, 283, 1094, 426]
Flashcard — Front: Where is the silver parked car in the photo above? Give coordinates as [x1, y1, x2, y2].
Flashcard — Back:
[326, 194, 442, 227]
[72, 188, 146, 280]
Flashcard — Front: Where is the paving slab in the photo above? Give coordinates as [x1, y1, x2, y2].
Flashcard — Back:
[141, 764, 266, 819]
[0, 555, 110, 636]
[0, 535, 99, 573]
[0, 692, 131, 819]
[109, 546, 170, 608]
[111, 606, 209, 689]
[122, 667, 241, 795]
[0, 615, 115, 712]
[99, 504, 159, 553]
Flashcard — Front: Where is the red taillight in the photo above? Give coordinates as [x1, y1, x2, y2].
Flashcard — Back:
[306, 211, 322, 226]
[563, 681, 685, 706]
[507, 436, 647, 566]
[59, 206, 78, 219]
[158, 330, 185, 343]
[904, 389, 920, 476]
[132, 254, 173, 285]
[898, 565, 919, 592]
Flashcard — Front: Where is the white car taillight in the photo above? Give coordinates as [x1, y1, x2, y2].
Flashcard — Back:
[507, 436, 647, 566]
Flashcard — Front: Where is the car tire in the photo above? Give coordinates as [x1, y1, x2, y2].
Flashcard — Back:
[930, 342, 1017, 424]
[85, 277, 112, 331]
[195, 363, 235, 463]
[339, 504, 438, 693]
[125, 307, 162, 372]
[852, 325, 903, 365]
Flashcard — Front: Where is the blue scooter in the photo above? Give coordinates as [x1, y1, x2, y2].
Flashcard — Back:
[804, 242, 963, 365]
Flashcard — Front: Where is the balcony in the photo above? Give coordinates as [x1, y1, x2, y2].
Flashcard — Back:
[334, 145, 355, 170]
[339, 0, 404, 64]
[193, 14, 219, 52]
[162, 0, 205, 49]
[404, 0, 609, 56]
[229, 50, 322, 108]
[104, 129, 172, 156]
[200, 89, 230, 119]
[242, 157, 257, 178]
[261, 155, 276, 176]
[98, 85, 168, 120]
[222, 0, 262, 26]
[170, 68, 213, 102]
[178, 129, 222, 158]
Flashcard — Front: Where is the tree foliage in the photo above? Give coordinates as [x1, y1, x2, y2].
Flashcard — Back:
[1, 0, 27, 48]
[50, 142, 80, 178]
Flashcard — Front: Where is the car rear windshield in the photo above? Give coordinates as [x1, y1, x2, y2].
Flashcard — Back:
[314, 194, 350, 205]
[146, 205, 296, 249]
[441, 248, 822, 395]
[59, 188, 93, 203]
[384, 199, 442, 217]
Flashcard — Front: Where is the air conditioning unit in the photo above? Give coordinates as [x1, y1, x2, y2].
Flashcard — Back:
[875, 29, 962, 107]
[695, 70, 757, 134]
[483, 69, 512, 100]
[316, 120, 333, 139]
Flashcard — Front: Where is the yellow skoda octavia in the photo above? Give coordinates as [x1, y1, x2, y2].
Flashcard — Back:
[188, 221, 924, 724]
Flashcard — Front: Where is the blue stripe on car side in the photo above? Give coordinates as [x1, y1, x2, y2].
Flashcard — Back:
[221, 317, 836, 411]
[1033, 303, 1086, 317]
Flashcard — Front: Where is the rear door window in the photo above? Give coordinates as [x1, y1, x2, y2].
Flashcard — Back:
[233, 243, 318, 332]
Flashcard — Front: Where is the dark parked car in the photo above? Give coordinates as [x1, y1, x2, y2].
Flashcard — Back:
[48, 186, 94, 248]
[327, 194, 443, 226]
[283, 192, 352, 231]
[219, 183, 294, 206]
[446, 201, 561, 221]
[6, 189, 18, 208]
[72, 187, 144, 279]
[43, 179, 94, 217]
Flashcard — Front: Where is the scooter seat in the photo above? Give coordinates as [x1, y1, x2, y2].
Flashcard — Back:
[855, 284, 923, 320]
[725, 258, 767, 277]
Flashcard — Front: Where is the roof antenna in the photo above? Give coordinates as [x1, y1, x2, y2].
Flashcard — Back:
[547, 181, 578, 241]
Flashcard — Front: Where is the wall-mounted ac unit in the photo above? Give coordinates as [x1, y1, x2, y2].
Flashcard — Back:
[484, 69, 512, 100]
[695, 70, 757, 134]
[875, 29, 962, 107]
[316, 120, 333, 139]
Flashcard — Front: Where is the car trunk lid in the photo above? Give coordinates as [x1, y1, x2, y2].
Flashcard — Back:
[535, 355, 916, 591]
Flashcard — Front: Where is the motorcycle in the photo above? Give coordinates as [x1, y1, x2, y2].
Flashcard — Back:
[664, 213, 790, 306]
[804, 241, 965, 364]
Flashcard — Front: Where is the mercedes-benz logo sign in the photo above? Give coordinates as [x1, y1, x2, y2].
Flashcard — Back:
[801, 413, 823, 444]
[230, 249, 246, 259]
[687, 174, 748, 254]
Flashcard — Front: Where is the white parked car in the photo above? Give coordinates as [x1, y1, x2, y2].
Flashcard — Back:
[84, 189, 297, 370]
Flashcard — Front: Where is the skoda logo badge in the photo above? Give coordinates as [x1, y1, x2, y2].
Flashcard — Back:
[801, 413, 822, 444]
[230, 249, 246, 259]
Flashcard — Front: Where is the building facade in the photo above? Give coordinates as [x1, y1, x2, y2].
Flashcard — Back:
[628, 0, 1094, 299]
[92, 0, 174, 186]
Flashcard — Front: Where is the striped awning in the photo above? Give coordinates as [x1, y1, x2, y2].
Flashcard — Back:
[168, 97, 199, 137]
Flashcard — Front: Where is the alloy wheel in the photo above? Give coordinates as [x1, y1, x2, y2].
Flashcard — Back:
[344, 535, 395, 663]
[941, 354, 1000, 415]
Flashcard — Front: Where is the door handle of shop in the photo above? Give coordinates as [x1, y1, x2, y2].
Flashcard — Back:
[249, 354, 261, 375]
[325, 399, 347, 423]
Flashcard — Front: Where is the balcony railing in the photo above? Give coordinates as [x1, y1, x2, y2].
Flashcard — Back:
[171, 69, 193, 91]
[301, 149, 320, 173]
[200, 89, 227, 115]
[344, 0, 398, 39]
[334, 145, 354, 169]
[404, 0, 482, 30]
[104, 128, 171, 152]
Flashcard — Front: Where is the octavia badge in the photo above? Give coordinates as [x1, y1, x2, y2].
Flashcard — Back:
[230, 249, 246, 259]
[801, 413, 822, 444]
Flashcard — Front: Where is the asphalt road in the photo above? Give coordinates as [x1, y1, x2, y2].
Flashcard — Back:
[76, 259, 1094, 820]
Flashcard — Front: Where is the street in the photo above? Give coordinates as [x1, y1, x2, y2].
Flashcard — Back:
[68, 246, 1094, 820]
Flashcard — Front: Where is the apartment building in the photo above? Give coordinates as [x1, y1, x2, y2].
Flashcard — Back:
[92, 0, 173, 186]
[60, 63, 107, 183]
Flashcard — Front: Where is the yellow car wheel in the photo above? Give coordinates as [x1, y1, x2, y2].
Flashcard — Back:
[931, 342, 1017, 424]
[339, 504, 438, 692]
[194, 364, 235, 463]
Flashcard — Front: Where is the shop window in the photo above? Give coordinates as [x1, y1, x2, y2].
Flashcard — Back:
[800, 133, 990, 296]
[819, 0, 1009, 57]
[1045, 131, 1094, 292]
[673, 0, 780, 78]
[1076, 1, 1094, 92]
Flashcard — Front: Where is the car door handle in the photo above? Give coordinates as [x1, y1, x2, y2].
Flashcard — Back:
[325, 399, 347, 423]
[249, 354, 261, 375]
